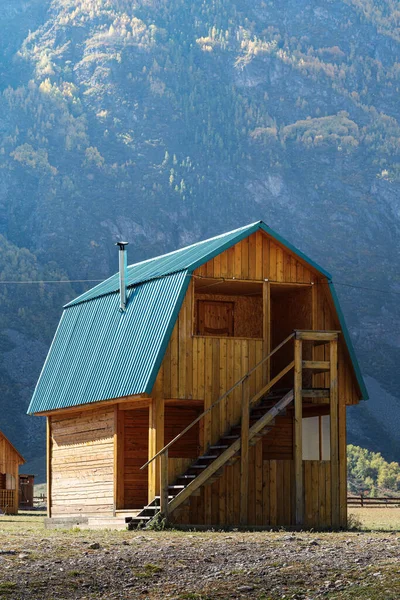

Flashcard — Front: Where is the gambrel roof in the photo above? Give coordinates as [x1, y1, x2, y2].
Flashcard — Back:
[27, 221, 367, 415]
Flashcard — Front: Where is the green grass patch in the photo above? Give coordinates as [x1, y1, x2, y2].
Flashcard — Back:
[134, 563, 163, 578]
[0, 582, 17, 596]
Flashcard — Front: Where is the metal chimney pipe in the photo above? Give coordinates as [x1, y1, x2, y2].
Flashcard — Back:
[115, 241, 128, 311]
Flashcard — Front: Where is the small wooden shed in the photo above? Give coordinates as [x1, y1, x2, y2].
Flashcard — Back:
[0, 432, 25, 514]
[28, 221, 367, 529]
[19, 474, 35, 509]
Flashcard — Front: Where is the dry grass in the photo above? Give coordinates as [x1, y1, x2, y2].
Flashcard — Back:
[348, 507, 400, 531]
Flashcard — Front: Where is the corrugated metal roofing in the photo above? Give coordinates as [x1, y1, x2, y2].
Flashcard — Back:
[27, 220, 367, 414]
[67, 221, 332, 307]
[27, 271, 189, 414]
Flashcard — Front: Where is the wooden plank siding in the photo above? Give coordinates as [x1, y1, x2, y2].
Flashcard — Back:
[50, 407, 115, 517]
[0, 433, 23, 515]
[169, 459, 334, 529]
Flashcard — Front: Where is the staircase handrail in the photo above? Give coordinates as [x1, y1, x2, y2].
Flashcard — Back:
[141, 331, 295, 470]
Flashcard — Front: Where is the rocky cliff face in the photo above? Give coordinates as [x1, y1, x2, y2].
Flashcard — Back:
[1, 0, 400, 477]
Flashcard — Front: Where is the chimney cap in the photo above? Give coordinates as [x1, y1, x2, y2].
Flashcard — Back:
[115, 241, 129, 250]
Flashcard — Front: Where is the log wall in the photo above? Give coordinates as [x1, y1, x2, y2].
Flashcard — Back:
[50, 407, 115, 517]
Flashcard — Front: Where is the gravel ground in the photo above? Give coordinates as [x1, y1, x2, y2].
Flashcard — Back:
[0, 514, 399, 599]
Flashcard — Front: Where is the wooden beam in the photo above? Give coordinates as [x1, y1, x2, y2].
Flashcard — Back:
[118, 399, 151, 410]
[240, 378, 250, 525]
[302, 389, 330, 398]
[35, 393, 150, 416]
[148, 397, 164, 501]
[249, 361, 295, 408]
[302, 360, 330, 372]
[294, 338, 303, 526]
[263, 281, 271, 386]
[330, 339, 339, 528]
[339, 380, 348, 528]
[164, 399, 204, 407]
[160, 450, 169, 519]
[295, 330, 339, 342]
[46, 417, 52, 519]
[114, 406, 124, 511]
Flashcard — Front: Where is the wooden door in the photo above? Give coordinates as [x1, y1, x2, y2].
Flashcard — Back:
[197, 300, 234, 336]
[124, 408, 149, 509]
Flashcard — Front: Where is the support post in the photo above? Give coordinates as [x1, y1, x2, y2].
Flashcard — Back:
[329, 337, 339, 528]
[294, 337, 303, 526]
[114, 405, 125, 512]
[46, 417, 52, 519]
[160, 450, 169, 519]
[148, 397, 165, 501]
[148, 370, 165, 502]
[263, 281, 271, 387]
[240, 377, 250, 525]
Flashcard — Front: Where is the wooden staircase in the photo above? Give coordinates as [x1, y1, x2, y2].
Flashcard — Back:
[127, 389, 294, 529]
[123, 329, 341, 530]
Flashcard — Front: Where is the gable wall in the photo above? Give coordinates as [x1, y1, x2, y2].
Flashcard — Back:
[156, 230, 360, 410]
[196, 231, 314, 282]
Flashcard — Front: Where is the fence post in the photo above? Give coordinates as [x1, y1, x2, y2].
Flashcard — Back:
[360, 493, 363, 507]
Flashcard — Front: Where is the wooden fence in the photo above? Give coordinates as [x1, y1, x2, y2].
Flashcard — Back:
[348, 495, 400, 507]
[0, 490, 15, 513]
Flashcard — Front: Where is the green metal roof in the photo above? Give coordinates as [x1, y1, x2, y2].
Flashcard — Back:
[27, 272, 190, 414]
[28, 220, 367, 414]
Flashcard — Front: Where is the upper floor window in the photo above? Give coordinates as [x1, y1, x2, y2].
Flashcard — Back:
[194, 278, 263, 338]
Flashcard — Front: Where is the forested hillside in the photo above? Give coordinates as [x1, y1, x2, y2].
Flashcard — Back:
[1, 0, 400, 477]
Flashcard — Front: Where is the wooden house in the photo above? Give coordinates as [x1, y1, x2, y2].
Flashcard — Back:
[0, 431, 25, 514]
[28, 222, 367, 529]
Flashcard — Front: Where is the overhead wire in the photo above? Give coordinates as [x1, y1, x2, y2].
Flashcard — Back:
[0, 272, 398, 297]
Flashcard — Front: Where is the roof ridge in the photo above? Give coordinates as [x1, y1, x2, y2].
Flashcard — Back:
[125, 221, 262, 270]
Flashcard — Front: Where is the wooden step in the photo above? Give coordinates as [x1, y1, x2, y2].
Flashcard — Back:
[302, 360, 330, 372]
[210, 445, 229, 450]
[302, 388, 330, 398]
[83, 517, 129, 531]
[198, 454, 218, 460]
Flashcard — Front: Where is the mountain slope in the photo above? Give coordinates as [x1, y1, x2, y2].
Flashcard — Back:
[1, 0, 400, 476]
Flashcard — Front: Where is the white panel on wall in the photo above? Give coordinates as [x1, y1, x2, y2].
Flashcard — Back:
[302, 416, 319, 460]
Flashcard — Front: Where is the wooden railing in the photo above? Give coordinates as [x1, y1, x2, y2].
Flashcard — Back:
[141, 332, 296, 519]
[0, 490, 15, 514]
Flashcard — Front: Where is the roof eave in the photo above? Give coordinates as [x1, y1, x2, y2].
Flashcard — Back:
[328, 282, 368, 401]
